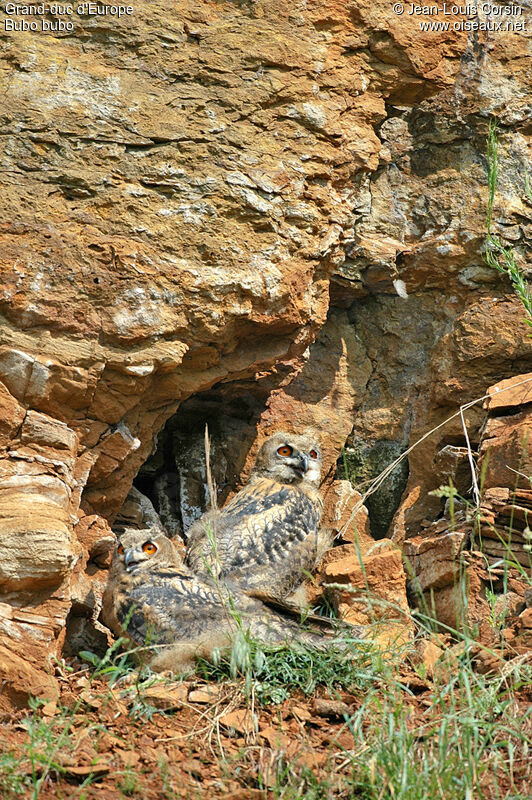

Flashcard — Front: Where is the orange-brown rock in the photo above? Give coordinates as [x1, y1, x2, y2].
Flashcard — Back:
[513, 608, 532, 652]
[409, 638, 444, 680]
[0, 409, 81, 593]
[388, 296, 532, 537]
[298, 481, 374, 606]
[518, 608, 532, 630]
[321, 480, 372, 547]
[403, 530, 468, 592]
[74, 514, 116, 568]
[485, 373, 532, 412]
[422, 564, 490, 633]
[0, 0, 531, 699]
[0, 645, 58, 713]
[320, 542, 411, 639]
[479, 408, 532, 493]
[237, 311, 372, 483]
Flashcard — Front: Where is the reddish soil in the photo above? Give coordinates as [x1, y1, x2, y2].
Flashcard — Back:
[1, 657, 531, 800]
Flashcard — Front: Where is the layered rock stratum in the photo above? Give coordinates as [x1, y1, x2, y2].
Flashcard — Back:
[0, 1, 530, 706]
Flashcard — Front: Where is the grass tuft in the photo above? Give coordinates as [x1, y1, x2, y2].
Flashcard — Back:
[486, 119, 532, 325]
[197, 632, 382, 705]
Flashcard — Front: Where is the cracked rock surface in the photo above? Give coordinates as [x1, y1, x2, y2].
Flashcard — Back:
[0, 1, 530, 705]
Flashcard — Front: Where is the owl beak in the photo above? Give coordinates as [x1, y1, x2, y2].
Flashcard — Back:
[294, 454, 309, 476]
[124, 548, 140, 571]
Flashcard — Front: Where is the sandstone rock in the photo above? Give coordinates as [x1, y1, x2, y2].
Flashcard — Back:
[514, 611, 532, 651]
[0, 382, 25, 444]
[0, 408, 82, 594]
[320, 542, 411, 632]
[321, 480, 372, 547]
[473, 648, 506, 676]
[485, 373, 532, 411]
[478, 407, 532, 492]
[403, 530, 468, 593]
[188, 685, 223, 704]
[422, 566, 490, 632]
[74, 514, 116, 567]
[0, 0, 530, 702]
[493, 592, 526, 625]
[313, 698, 352, 719]
[432, 445, 473, 498]
[143, 683, 189, 711]
[220, 708, 257, 737]
[518, 608, 532, 630]
[68, 514, 116, 655]
[409, 639, 444, 680]
[477, 538, 532, 569]
[0, 481, 77, 592]
[0, 645, 58, 713]
[477, 488, 532, 571]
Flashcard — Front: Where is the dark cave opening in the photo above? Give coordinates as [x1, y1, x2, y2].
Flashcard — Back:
[130, 380, 272, 541]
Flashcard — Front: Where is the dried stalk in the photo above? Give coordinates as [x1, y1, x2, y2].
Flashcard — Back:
[340, 375, 532, 538]
[204, 423, 218, 511]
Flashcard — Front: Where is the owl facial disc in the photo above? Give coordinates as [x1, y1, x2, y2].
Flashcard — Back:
[123, 539, 159, 572]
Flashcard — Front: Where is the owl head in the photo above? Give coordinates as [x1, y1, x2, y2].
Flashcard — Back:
[253, 432, 322, 487]
[110, 527, 182, 575]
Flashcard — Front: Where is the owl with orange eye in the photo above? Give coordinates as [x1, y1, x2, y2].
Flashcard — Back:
[102, 528, 182, 642]
[185, 432, 331, 601]
[101, 526, 363, 673]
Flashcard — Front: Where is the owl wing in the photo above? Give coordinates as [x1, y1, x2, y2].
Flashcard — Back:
[245, 589, 340, 630]
[114, 568, 241, 646]
[186, 478, 322, 597]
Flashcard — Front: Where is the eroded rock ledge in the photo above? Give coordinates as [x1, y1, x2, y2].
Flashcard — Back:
[0, 1, 530, 706]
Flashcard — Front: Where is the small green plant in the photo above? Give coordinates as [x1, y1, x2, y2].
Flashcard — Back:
[0, 752, 31, 797]
[486, 119, 532, 325]
[14, 696, 102, 800]
[198, 632, 382, 706]
[80, 645, 166, 721]
[79, 639, 136, 687]
[119, 766, 141, 796]
[263, 759, 332, 800]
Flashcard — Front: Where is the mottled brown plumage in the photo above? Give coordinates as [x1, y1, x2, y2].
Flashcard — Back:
[102, 528, 358, 674]
[185, 432, 330, 599]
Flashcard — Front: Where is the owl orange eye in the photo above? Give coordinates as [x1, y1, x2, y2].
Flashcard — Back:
[142, 542, 157, 555]
[309, 449, 318, 459]
[277, 445, 293, 457]
[117, 543, 124, 555]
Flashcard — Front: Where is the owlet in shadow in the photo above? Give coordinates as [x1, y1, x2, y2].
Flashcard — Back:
[185, 432, 331, 600]
[102, 528, 357, 674]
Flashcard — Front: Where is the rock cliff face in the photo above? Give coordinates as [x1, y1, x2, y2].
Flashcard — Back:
[0, 1, 530, 705]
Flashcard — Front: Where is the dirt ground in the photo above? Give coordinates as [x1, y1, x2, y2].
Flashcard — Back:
[1, 651, 531, 800]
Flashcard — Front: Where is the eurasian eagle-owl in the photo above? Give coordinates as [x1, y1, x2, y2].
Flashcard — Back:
[185, 432, 331, 599]
[102, 527, 352, 674]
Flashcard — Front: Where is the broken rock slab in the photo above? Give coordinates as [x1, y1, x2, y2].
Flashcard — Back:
[420, 563, 490, 632]
[403, 529, 468, 593]
[408, 638, 444, 680]
[479, 407, 532, 493]
[321, 479, 373, 548]
[0, 645, 58, 714]
[319, 541, 412, 646]
[484, 372, 532, 411]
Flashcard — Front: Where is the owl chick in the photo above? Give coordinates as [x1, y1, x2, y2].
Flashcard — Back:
[102, 528, 353, 674]
[185, 432, 331, 600]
